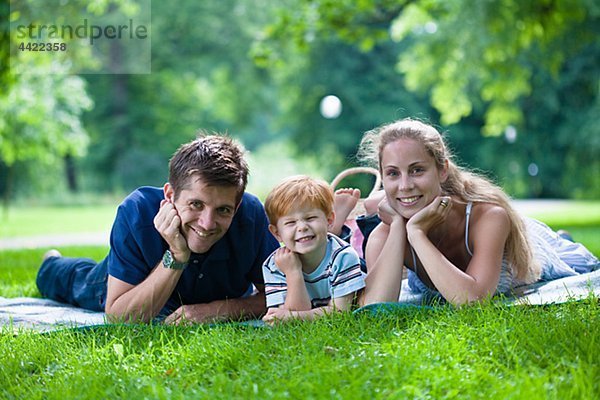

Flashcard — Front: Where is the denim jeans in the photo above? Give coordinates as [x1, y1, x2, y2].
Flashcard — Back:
[36, 256, 108, 311]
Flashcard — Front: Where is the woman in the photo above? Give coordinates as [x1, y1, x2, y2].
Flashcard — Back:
[358, 118, 599, 306]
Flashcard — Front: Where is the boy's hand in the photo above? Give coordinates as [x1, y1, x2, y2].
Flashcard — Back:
[153, 199, 191, 262]
[262, 307, 294, 325]
[274, 247, 302, 276]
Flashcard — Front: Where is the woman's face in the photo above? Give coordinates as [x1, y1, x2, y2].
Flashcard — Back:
[380, 138, 447, 219]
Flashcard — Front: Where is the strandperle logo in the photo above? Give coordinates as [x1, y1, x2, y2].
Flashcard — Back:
[10, 0, 151, 75]
[15, 18, 148, 45]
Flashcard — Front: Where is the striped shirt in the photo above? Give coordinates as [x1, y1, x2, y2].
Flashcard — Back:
[263, 234, 366, 308]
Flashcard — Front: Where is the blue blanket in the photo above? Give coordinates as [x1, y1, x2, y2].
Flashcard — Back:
[2, 270, 599, 333]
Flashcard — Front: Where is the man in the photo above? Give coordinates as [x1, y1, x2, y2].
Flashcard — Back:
[37, 134, 279, 324]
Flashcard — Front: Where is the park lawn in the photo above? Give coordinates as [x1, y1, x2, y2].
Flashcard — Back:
[0, 246, 109, 298]
[0, 297, 598, 399]
[1, 201, 599, 398]
[0, 205, 117, 238]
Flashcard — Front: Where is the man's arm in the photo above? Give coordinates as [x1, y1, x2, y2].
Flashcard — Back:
[105, 261, 185, 323]
[164, 284, 267, 324]
[105, 194, 192, 323]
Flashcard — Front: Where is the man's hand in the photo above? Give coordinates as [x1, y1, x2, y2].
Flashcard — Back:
[153, 199, 191, 262]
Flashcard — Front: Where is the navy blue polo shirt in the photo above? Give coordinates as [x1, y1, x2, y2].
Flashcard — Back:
[102, 186, 279, 312]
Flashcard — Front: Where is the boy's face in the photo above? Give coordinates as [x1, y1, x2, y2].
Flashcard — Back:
[269, 203, 333, 257]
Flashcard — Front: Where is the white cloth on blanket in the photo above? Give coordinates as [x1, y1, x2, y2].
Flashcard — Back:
[399, 269, 600, 305]
[1, 270, 599, 333]
[0, 297, 106, 333]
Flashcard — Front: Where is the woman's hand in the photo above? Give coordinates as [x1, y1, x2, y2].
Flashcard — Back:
[377, 197, 403, 225]
[406, 196, 452, 237]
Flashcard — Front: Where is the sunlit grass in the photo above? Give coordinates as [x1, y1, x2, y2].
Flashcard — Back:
[0, 201, 599, 398]
[523, 201, 600, 227]
[0, 247, 108, 297]
[0, 299, 598, 399]
[0, 205, 117, 238]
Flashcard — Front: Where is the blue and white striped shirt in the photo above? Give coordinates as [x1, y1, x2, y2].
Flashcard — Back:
[263, 234, 366, 308]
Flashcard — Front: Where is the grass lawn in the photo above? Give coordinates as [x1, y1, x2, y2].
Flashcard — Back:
[1, 201, 599, 398]
[1, 298, 598, 399]
[0, 205, 117, 238]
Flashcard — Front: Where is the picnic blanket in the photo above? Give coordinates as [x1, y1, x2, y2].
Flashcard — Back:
[395, 268, 600, 306]
[0, 297, 106, 333]
[2, 270, 599, 333]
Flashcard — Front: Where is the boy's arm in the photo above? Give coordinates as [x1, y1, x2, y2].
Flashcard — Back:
[274, 247, 312, 311]
[263, 292, 356, 324]
[164, 284, 266, 324]
[281, 268, 312, 311]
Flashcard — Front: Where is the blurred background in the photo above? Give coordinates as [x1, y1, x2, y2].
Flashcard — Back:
[2, 0, 599, 210]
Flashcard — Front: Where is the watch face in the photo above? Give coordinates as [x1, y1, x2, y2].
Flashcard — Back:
[163, 250, 186, 270]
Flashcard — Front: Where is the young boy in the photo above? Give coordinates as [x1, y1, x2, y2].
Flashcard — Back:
[262, 175, 366, 324]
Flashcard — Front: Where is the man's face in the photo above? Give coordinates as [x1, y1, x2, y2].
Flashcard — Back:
[167, 176, 239, 254]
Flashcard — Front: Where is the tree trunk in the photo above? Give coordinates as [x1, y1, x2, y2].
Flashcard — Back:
[2, 164, 13, 219]
[65, 153, 78, 192]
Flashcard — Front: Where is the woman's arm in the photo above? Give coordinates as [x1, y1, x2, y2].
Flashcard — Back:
[408, 203, 509, 305]
[360, 201, 407, 305]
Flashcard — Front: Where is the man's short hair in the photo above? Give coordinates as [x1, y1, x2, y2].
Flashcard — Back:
[264, 175, 334, 225]
[169, 133, 249, 203]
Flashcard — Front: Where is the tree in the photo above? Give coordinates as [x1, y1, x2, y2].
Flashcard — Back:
[260, 0, 599, 135]
[1, 1, 93, 207]
[255, 0, 600, 198]
[78, 0, 283, 193]
[1, 0, 145, 204]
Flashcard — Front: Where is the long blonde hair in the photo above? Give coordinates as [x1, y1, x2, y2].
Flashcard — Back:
[358, 118, 540, 283]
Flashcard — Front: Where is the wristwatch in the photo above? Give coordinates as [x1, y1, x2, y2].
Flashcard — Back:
[162, 249, 188, 270]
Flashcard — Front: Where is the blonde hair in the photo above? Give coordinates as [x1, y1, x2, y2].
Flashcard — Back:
[358, 118, 540, 283]
[265, 175, 334, 225]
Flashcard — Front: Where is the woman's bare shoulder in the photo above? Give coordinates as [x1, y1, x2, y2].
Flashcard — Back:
[471, 202, 510, 230]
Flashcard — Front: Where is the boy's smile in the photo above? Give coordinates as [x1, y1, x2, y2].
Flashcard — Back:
[269, 204, 334, 271]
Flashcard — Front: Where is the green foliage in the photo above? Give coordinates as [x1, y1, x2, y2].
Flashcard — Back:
[3, 0, 600, 200]
[257, 0, 600, 199]
[247, 140, 339, 200]
[391, 0, 597, 135]
[254, 23, 434, 167]
[79, 0, 282, 193]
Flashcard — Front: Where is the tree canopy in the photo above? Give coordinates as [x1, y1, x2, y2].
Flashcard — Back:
[1, 0, 599, 202]
[259, 0, 600, 135]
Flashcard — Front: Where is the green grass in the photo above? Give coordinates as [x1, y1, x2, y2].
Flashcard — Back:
[0, 205, 117, 238]
[523, 201, 600, 228]
[0, 247, 108, 298]
[1, 201, 599, 398]
[1, 300, 598, 399]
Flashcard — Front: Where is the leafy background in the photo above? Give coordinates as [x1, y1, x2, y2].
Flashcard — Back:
[2, 0, 599, 207]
